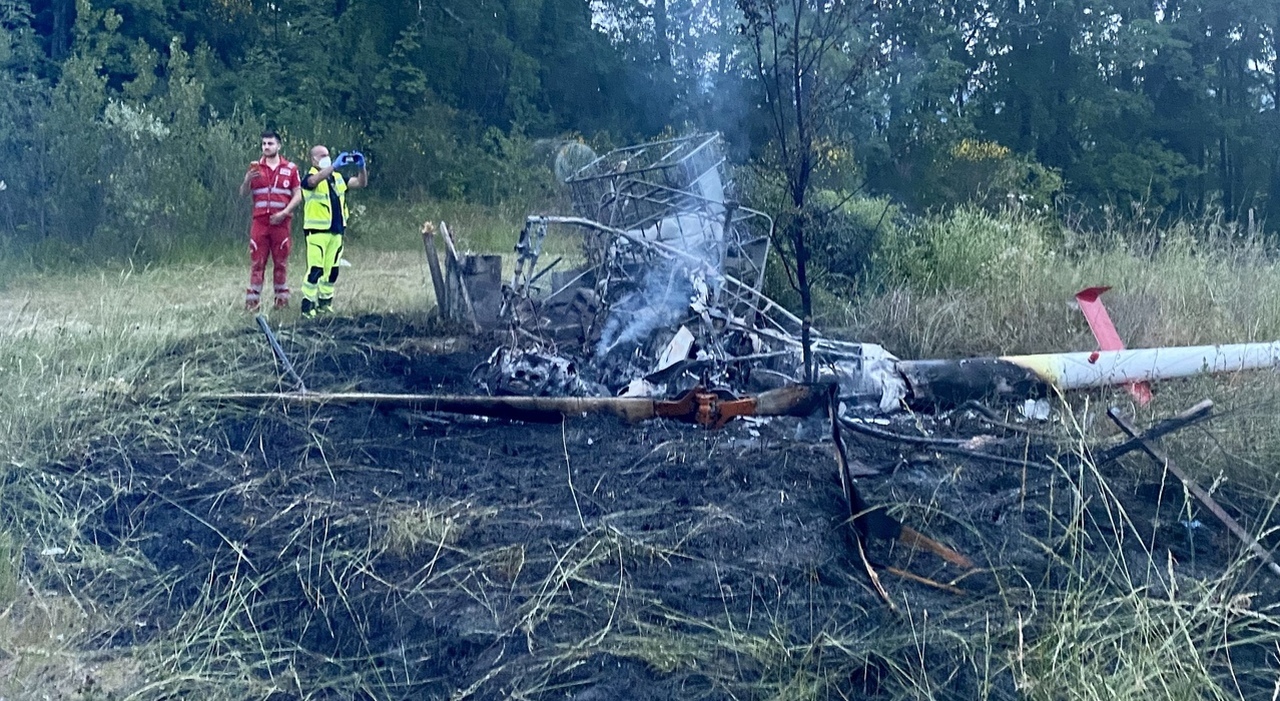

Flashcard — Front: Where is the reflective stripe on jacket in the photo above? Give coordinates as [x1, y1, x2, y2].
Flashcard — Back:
[303, 168, 348, 232]
[250, 160, 298, 219]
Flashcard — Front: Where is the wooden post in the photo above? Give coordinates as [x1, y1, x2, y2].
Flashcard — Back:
[421, 222, 449, 317]
[439, 221, 482, 333]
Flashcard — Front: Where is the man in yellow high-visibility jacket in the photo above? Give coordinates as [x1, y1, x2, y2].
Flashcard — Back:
[299, 145, 368, 318]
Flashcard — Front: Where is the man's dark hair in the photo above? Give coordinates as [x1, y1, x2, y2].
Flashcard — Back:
[261, 129, 281, 142]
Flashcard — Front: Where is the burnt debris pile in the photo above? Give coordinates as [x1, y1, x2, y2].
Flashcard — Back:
[441, 133, 1280, 422]
[457, 133, 906, 410]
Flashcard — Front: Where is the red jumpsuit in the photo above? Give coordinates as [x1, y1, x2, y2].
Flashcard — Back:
[245, 158, 302, 310]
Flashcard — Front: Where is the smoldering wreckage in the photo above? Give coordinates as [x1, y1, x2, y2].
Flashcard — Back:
[219, 133, 1280, 589]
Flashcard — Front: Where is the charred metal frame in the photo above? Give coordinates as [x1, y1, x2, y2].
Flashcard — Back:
[468, 132, 1280, 412]
[487, 134, 803, 395]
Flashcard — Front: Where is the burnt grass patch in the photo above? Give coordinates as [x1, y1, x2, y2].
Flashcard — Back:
[33, 313, 1280, 699]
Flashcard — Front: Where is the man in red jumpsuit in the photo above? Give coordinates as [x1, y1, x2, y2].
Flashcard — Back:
[239, 130, 302, 310]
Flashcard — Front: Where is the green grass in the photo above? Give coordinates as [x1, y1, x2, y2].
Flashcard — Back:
[0, 196, 527, 511]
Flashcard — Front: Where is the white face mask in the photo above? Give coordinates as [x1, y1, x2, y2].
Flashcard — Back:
[318, 156, 332, 169]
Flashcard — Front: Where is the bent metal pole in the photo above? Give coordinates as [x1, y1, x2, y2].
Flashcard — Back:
[255, 314, 307, 393]
[203, 384, 824, 428]
[899, 342, 1280, 406]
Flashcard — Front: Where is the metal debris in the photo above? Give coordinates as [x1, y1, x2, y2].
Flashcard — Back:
[255, 314, 307, 393]
[443, 132, 913, 414]
[431, 132, 1280, 419]
[1108, 406, 1280, 578]
[236, 127, 1280, 430]
[207, 383, 826, 428]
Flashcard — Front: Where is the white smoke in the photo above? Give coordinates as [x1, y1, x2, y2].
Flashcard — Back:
[594, 261, 696, 359]
[625, 211, 724, 265]
[595, 161, 729, 361]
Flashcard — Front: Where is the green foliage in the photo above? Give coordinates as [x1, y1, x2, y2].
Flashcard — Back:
[0, 5, 255, 266]
[7, 0, 1280, 269]
[0, 0, 589, 268]
[919, 139, 1065, 213]
[1076, 139, 1195, 212]
[838, 207, 1280, 363]
[371, 104, 559, 206]
[873, 205, 1056, 294]
[808, 190, 899, 290]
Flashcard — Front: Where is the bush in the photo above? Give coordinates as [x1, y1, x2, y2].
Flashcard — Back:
[872, 205, 1057, 293]
[739, 167, 899, 303]
[940, 139, 1064, 213]
[808, 191, 899, 291]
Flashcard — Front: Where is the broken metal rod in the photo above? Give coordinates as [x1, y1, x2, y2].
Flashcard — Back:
[254, 314, 307, 393]
[838, 417, 1056, 472]
[838, 419, 999, 448]
[830, 393, 897, 608]
[211, 391, 658, 422]
[1107, 408, 1280, 578]
[1093, 399, 1214, 465]
[204, 383, 826, 428]
[526, 255, 564, 290]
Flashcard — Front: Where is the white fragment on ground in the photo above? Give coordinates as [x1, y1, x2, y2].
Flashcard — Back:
[961, 434, 999, 451]
[1020, 398, 1052, 421]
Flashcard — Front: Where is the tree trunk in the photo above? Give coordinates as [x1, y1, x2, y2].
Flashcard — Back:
[1268, 148, 1280, 236]
[1270, 49, 1280, 234]
[791, 149, 814, 382]
[654, 0, 671, 66]
[1219, 134, 1233, 221]
[48, 0, 75, 62]
[793, 217, 814, 383]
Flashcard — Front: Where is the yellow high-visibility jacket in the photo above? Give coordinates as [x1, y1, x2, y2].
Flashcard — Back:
[302, 168, 348, 232]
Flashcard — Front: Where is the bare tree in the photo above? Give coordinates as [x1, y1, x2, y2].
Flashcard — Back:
[737, 0, 880, 381]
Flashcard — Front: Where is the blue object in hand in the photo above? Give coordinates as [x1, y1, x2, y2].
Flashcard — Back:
[351, 151, 366, 167]
[332, 152, 352, 168]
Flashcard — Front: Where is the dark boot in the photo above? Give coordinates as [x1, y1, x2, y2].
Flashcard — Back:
[301, 299, 316, 319]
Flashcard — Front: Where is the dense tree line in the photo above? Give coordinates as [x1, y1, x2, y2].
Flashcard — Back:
[1, 0, 1278, 260]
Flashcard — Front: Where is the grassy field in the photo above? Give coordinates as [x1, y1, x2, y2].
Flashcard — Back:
[0, 205, 465, 698]
[1, 200, 1279, 699]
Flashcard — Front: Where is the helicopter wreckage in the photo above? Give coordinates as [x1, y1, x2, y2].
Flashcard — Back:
[414, 133, 1280, 424]
[219, 133, 1280, 427]
[217, 133, 1280, 586]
